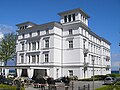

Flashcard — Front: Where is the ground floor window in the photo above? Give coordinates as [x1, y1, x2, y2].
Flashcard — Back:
[69, 70, 73, 76]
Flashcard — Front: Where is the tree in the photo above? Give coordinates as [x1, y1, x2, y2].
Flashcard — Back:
[0, 33, 16, 66]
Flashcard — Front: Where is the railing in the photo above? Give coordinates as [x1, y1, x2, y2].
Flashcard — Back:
[33, 82, 74, 90]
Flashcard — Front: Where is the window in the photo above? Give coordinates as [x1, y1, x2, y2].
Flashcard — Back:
[56, 69, 59, 78]
[20, 27, 22, 30]
[69, 40, 73, 48]
[37, 41, 39, 50]
[46, 29, 49, 34]
[29, 32, 32, 37]
[72, 14, 75, 21]
[21, 43, 24, 51]
[32, 42, 36, 50]
[83, 39, 86, 49]
[32, 55, 36, 63]
[22, 34, 24, 38]
[45, 39, 49, 48]
[29, 43, 31, 51]
[45, 54, 49, 62]
[21, 56, 24, 63]
[69, 70, 73, 76]
[37, 30, 40, 35]
[25, 25, 27, 29]
[64, 16, 67, 23]
[69, 29, 72, 35]
[68, 15, 71, 22]
[28, 56, 30, 63]
[37, 55, 39, 63]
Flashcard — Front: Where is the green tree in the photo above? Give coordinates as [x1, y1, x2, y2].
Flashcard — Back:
[0, 33, 16, 66]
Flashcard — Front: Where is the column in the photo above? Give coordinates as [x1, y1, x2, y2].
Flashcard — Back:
[47, 69, 50, 76]
[5, 69, 9, 78]
[27, 68, 34, 78]
[17, 69, 22, 77]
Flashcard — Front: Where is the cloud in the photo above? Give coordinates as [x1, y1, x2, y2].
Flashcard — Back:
[0, 32, 4, 40]
[0, 24, 14, 34]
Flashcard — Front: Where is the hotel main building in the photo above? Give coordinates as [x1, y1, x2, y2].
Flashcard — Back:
[16, 8, 111, 79]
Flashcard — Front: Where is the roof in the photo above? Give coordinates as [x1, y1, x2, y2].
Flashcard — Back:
[17, 21, 62, 33]
[16, 21, 37, 26]
[58, 8, 90, 18]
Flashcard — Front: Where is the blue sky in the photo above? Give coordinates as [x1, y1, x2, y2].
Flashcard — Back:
[0, 0, 120, 70]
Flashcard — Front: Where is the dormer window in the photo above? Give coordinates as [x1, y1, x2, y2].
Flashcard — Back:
[69, 29, 73, 35]
[29, 32, 32, 37]
[64, 16, 67, 23]
[25, 25, 27, 29]
[20, 27, 22, 30]
[22, 34, 24, 38]
[68, 15, 71, 22]
[37, 30, 40, 36]
[46, 29, 49, 34]
[72, 14, 75, 21]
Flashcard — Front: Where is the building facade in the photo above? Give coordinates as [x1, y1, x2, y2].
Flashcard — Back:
[16, 8, 111, 79]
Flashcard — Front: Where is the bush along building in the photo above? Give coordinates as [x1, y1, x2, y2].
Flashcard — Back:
[16, 8, 111, 79]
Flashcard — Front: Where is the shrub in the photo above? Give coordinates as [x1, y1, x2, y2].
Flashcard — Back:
[115, 81, 120, 85]
[70, 76, 78, 80]
[91, 75, 107, 80]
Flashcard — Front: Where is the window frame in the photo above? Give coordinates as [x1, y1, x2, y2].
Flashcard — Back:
[45, 53, 49, 62]
[69, 70, 73, 76]
[72, 14, 75, 21]
[68, 15, 71, 22]
[21, 55, 24, 64]
[45, 39, 49, 48]
[32, 42, 36, 50]
[69, 29, 73, 35]
[21, 43, 24, 51]
[32, 55, 36, 63]
[37, 55, 39, 63]
[64, 16, 67, 23]
[46, 29, 49, 35]
[69, 40, 73, 48]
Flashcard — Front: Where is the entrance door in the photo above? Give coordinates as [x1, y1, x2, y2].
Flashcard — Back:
[32, 69, 47, 79]
[21, 69, 28, 77]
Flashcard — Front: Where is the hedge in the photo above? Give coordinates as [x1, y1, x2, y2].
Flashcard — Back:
[96, 85, 120, 90]
[0, 84, 25, 90]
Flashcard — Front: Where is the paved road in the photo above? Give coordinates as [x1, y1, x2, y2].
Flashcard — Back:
[25, 81, 104, 90]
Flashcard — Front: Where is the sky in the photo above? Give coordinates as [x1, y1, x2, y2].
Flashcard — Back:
[0, 0, 120, 70]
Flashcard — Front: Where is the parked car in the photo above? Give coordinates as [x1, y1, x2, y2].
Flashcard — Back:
[0, 78, 13, 85]
[104, 77, 116, 85]
[54, 77, 64, 82]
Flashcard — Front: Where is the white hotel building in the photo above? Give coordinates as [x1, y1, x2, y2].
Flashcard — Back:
[16, 8, 111, 79]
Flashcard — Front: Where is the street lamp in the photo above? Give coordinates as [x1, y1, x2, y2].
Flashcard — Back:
[92, 55, 95, 90]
